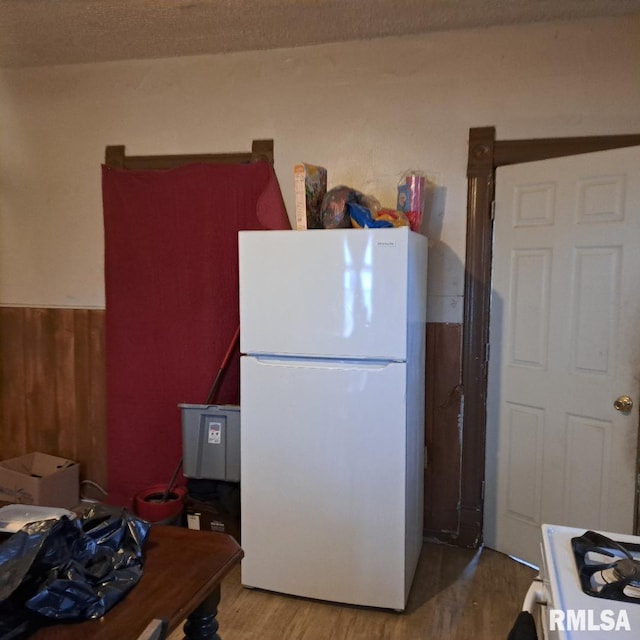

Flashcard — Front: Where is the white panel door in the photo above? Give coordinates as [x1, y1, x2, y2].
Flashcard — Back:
[485, 146, 640, 566]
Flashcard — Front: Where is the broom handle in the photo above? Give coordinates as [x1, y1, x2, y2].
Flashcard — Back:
[161, 456, 183, 502]
[205, 325, 240, 405]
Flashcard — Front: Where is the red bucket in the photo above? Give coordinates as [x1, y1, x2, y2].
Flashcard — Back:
[134, 484, 186, 524]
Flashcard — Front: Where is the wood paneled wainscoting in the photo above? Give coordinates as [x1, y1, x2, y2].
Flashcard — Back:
[424, 322, 463, 540]
[0, 306, 107, 490]
[0, 306, 464, 538]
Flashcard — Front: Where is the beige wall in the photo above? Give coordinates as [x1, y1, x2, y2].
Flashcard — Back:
[1, 16, 638, 322]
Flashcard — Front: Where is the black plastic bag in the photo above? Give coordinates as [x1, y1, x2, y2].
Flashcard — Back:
[0, 509, 150, 638]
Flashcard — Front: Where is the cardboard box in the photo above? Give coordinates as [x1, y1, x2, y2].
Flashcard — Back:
[0, 452, 79, 509]
[184, 495, 240, 543]
[294, 163, 327, 230]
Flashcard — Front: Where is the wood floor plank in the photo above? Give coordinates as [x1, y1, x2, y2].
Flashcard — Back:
[168, 543, 535, 640]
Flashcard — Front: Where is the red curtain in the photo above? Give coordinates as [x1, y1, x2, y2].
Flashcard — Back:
[102, 161, 290, 508]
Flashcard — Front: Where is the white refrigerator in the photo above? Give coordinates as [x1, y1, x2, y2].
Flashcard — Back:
[238, 227, 428, 610]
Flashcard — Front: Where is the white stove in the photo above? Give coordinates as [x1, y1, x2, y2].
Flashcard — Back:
[518, 524, 640, 639]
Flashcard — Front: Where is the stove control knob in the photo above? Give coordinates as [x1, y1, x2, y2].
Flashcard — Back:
[614, 395, 633, 412]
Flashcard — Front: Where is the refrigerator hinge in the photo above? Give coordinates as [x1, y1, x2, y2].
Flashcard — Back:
[490, 199, 496, 221]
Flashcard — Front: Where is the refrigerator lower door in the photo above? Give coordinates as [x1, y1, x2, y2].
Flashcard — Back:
[240, 355, 421, 610]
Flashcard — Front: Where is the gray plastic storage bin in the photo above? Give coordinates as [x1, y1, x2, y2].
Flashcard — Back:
[179, 404, 240, 482]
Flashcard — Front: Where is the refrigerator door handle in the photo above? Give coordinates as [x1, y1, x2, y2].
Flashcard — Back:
[247, 355, 402, 370]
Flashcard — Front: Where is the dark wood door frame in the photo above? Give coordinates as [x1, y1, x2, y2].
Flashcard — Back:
[459, 127, 640, 547]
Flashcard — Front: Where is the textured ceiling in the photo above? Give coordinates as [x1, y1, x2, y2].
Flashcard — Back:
[1, 0, 639, 68]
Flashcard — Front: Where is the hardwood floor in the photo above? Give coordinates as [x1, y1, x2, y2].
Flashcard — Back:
[169, 542, 536, 640]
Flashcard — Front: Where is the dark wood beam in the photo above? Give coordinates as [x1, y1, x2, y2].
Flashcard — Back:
[104, 140, 274, 169]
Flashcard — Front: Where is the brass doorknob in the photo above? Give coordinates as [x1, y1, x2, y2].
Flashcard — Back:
[614, 396, 633, 412]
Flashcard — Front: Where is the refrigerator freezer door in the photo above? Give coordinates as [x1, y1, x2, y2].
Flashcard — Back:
[239, 228, 427, 361]
[240, 354, 417, 610]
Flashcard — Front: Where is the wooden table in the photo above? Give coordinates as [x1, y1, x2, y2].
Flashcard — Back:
[30, 525, 243, 640]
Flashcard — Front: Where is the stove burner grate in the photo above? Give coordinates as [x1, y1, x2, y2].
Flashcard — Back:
[572, 530, 640, 604]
